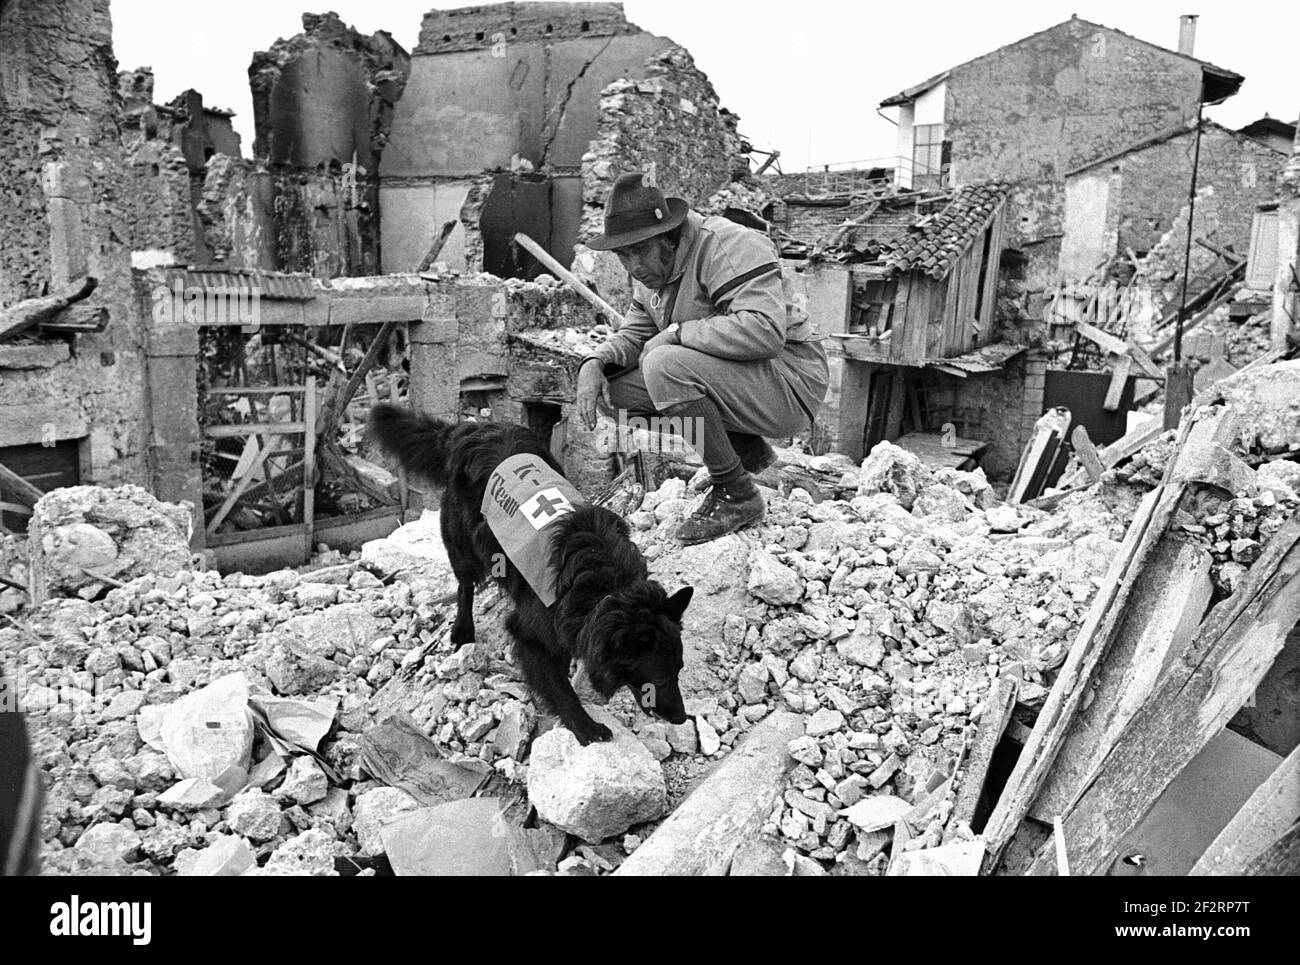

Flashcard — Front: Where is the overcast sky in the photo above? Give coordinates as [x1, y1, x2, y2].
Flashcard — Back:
[111, 0, 1298, 172]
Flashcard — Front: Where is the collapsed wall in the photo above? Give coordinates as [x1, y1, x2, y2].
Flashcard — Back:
[248, 12, 412, 276]
[0, 0, 151, 489]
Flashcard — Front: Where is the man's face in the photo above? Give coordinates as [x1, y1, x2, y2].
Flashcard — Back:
[615, 234, 677, 290]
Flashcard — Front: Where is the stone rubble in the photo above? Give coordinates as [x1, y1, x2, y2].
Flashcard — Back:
[6, 389, 1298, 875]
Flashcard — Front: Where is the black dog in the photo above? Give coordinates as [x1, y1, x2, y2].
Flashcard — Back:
[368, 405, 693, 745]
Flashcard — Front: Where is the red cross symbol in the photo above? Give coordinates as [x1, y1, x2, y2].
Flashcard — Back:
[530, 493, 564, 519]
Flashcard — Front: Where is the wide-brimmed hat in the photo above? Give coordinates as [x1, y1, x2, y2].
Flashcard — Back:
[586, 171, 689, 251]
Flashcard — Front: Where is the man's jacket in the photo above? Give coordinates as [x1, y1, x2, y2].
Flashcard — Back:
[586, 211, 827, 421]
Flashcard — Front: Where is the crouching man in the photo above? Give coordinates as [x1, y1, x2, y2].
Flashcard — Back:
[575, 171, 828, 544]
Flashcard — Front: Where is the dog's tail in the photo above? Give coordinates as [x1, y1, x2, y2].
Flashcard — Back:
[367, 404, 456, 487]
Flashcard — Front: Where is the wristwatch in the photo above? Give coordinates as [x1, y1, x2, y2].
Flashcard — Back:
[665, 321, 681, 343]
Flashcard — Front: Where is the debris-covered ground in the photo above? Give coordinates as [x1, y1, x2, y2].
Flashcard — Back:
[5, 365, 1299, 876]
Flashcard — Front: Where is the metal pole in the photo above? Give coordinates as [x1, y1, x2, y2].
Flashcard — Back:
[1175, 103, 1205, 362]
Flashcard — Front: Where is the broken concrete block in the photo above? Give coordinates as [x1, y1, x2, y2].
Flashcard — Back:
[182, 833, 256, 876]
[273, 604, 381, 659]
[28, 484, 193, 603]
[259, 828, 339, 876]
[747, 549, 803, 605]
[887, 838, 985, 876]
[616, 711, 803, 876]
[74, 823, 142, 863]
[1214, 360, 1300, 453]
[912, 484, 972, 522]
[696, 716, 721, 756]
[380, 797, 514, 876]
[360, 509, 457, 587]
[158, 673, 253, 796]
[527, 707, 667, 844]
[158, 778, 225, 811]
[857, 442, 933, 510]
[806, 708, 845, 738]
[265, 641, 341, 695]
[279, 756, 329, 805]
[353, 786, 423, 856]
[225, 788, 286, 842]
[841, 794, 911, 832]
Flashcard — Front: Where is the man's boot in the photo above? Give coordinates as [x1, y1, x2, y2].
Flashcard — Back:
[674, 474, 765, 545]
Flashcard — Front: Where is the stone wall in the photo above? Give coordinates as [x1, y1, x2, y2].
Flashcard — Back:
[579, 46, 744, 240]
[942, 18, 1221, 282]
[0, 0, 151, 486]
[249, 13, 410, 278]
[1111, 126, 1287, 260]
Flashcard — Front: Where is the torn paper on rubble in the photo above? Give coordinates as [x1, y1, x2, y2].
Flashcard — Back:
[246, 693, 340, 783]
[157, 672, 254, 798]
[358, 713, 489, 807]
[248, 693, 338, 751]
[379, 798, 514, 876]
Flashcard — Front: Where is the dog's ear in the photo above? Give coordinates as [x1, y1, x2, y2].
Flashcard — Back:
[663, 585, 693, 621]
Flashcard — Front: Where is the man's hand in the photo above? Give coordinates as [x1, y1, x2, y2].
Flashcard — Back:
[575, 359, 611, 430]
[640, 321, 681, 360]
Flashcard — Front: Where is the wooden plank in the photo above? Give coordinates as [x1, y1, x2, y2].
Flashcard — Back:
[1125, 340, 1164, 380]
[302, 376, 317, 556]
[1030, 535, 1213, 822]
[1025, 510, 1300, 876]
[1075, 320, 1128, 356]
[205, 385, 306, 396]
[204, 422, 307, 438]
[0, 275, 97, 339]
[206, 431, 284, 536]
[1070, 425, 1105, 482]
[0, 461, 45, 506]
[944, 676, 1018, 842]
[889, 275, 911, 363]
[1102, 355, 1132, 412]
[1190, 742, 1300, 876]
[1242, 823, 1300, 876]
[983, 408, 1231, 868]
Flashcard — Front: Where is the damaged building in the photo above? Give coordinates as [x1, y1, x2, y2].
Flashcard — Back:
[1, 0, 1299, 883]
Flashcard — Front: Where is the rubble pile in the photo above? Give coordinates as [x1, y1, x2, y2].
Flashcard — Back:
[9, 365, 1298, 876]
[619, 443, 1125, 871]
[27, 485, 194, 602]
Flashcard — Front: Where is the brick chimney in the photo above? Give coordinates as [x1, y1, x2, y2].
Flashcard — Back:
[1178, 14, 1198, 56]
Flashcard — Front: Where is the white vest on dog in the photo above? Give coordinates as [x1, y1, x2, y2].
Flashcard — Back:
[481, 453, 586, 606]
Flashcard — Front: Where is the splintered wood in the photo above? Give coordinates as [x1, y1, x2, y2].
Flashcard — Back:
[980, 385, 1300, 877]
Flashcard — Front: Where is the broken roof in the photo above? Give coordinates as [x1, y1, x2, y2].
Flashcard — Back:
[879, 17, 1243, 108]
[1065, 118, 1289, 178]
[834, 182, 1010, 280]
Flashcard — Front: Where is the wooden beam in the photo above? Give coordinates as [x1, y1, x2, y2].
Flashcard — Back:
[945, 676, 1017, 843]
[1190, 742, 1300, 876]
[982, 408, 1229, 869]
[204, 422, 307, 438]
[1025, 509, 1300, 876]
[1075, 320, 1128, 356]
[0, 275, 97, 340]
[514, 232, 625, 326]
[0, 461, 45, 506]
[1030, 535, 1213, 822]
[1070, 425, 1104, 483]
[1242, 823, 1300, 876]
[206, 432, 285, 536]
[1103, 354, 1131, 412]
[302, 376, 317, 556]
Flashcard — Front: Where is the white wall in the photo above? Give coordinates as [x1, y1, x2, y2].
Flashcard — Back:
[1060, 171, 1114, 282]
